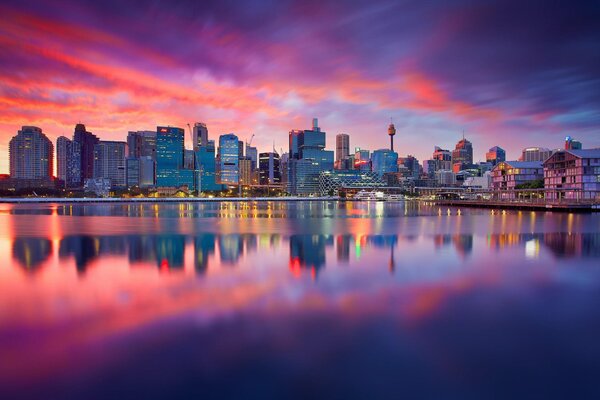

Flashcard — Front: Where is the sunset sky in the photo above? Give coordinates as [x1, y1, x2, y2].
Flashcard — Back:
[1, 0, 599, 174]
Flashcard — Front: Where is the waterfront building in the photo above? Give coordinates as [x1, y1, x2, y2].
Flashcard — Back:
[318, 170, 385, 196]
[217, 134, 240, 185]
[156, 126, 185, 188]
[279, 152, 289, 187]
[184, 149, 195, 170]
[520, 147, 552, 162]
[9, 126, 53, 180]
[239, 157, 253, 186]
[192, 123, 208, 151]
[565, 136, 583, 150]
[287, 119, 334, 195]
[335, 134, 350, 162]
[83, 178, 111, 197]
[543, 149, 600, 200]
[371, 149, 398, 176]
[196, 140, 221, 192]
[423, 159, 437, 179]
[73, 123, 99, 183]
[491, 161, 544, 194]
[463, 172, 491, 189]
[246, 145, 258, 170]
[486, 146, 506, 166]
[56, 136, 70, 183]
[259, 152, 281, 185]
[93, 141, 127, 188]
[435, 170, 455, 186]
[127, 131, 156, 160]
[451, 137, 473, 172]
[126, 156, 154, 188]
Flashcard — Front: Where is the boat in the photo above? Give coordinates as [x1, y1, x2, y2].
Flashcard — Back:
[353, 190, 404, 201]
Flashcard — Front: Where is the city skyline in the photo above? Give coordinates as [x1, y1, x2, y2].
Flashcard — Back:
[1, 0, 599, 173]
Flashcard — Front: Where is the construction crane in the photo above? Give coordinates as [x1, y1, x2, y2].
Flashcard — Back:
[246, 133, 255, 147]
[187, 123, 194, 147]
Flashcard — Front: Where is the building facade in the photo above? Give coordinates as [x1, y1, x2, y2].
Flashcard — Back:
[259, 152, 281, 185]
[491, 161, 544, 195]
[93, 141, 127, 188]
[73, 123, 99, 183]
[156, 126, 186, 188]
[486, 146, 506, 166]
[192, 123, 208, 151]
[217, 134, 240, 185]
[335, 133, 350, 162]
[451, 138, 473, 172]
[543, 149, 600, 200]
[520, 147, 552, 162]
[9, 126, 53, 180]
[371, 149, 398, 176]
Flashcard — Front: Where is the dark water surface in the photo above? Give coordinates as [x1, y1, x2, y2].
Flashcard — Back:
[1, 201, 600, 399]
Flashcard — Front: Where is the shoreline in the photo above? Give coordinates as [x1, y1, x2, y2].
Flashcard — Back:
[0, 196, 345, 204]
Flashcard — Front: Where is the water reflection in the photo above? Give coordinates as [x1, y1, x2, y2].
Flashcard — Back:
[9, 231, 600, 276]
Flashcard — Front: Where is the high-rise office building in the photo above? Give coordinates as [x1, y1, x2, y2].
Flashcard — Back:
[335, 134, 350, 162]
[196, 140, 221, 191]
[432, 146, 452, 171]
[246, 145, 258, 170]
[259, 152, 281, 185]
[56, 136, 71, 183]
[287, 118, 334, 195]
[9, 126, 53, 180]
[192, 123, 208, 151]
[217, 134, 240, 185]
[451, 137, 473, 172]
[398, 155, 420, 180]
[126, 156, 154, 188]
[127, 131, 156, 160]
[371, 149, 399, 176]
[486, 146, 506, 166]
[93, 141, 127, 188]
[156, 126, 185, 188]
[239, 157, 253, 186]
[73, 123, 99, 183]
[354, 148, 371, 171]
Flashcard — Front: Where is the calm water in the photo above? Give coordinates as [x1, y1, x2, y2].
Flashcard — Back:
[1, 201, 600, 399]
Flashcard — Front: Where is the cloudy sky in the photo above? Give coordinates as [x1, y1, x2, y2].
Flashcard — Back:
[0, 0, 599, 173]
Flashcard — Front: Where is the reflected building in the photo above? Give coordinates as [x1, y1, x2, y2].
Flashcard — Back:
[194, 234, 216, 274]
[289, 234, 333, 277]
[336, 235, 352, 263]
[453, 235, 473, 257]
[218, 234, 244, 265]
[12, 237, 52, 271]
[155, 235, 186, 269]
[59, 235, 127, 273]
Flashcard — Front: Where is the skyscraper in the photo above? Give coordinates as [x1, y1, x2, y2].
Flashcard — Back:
[259, 152, 281, 185]
[451, 137, 473, 172]
[73, 123, 99, 183]
[246, 144, 258, 170]
[196, 140, 221, 191]
[520, 147, 552, 162]
[127, 131, 156, 160]
[156, 126, 185, 188]
[9, 126, 53, 180]
[371, 149, 399, 176]
[335, 133, 350, 162]
[486, 146, 506, 166]
[432, 146, 452, 171]
[56, 136, 71, 182]
[287, 118, 334, 195]
[93, 141, 127, 188]
[192, 123, 208, 151]
[217, 134, 240, 185]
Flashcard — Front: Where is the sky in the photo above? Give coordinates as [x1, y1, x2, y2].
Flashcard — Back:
[1, 0, 599, 174]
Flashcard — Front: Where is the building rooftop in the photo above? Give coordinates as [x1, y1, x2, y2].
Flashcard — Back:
[501, 161, 543, 169]
[567, 149, 600, 158]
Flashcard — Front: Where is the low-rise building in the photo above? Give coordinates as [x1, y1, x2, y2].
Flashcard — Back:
[491, 161, 544, 197]
[543, 149, 600, 201]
